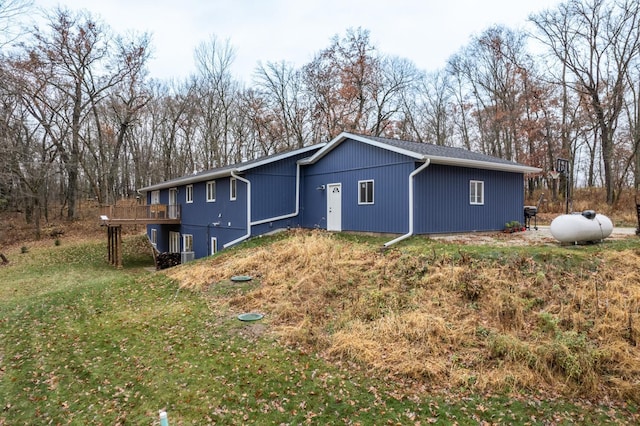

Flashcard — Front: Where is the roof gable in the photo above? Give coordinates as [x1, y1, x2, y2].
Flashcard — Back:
[300, 132, 541, 174]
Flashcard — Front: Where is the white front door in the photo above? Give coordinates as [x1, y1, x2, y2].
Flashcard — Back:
[169, 231, 180, 253]
[326, 183, 342, 231]
[169, 188, 178, 219]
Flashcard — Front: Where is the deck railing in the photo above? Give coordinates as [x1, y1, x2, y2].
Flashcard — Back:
[100, 204, 181, 224]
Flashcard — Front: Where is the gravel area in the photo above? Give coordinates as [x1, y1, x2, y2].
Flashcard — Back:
[430, 226, 638, 246]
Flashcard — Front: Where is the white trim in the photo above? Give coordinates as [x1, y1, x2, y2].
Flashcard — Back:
[169, 231, 180, 253]
[150, 228, 157, 247]
[210, 237, 218, 255]
[230, 177, 237, 201]
[470, 180, 484, 205]
[206, 180, 216, 202]
[224, 172, 251, 248]
[151, 190, 160, 204]
[182, 234, 193, 252]
[358, 179, 374, 205]
[236, 144, 324, 171]
[299, 132, 424, 165]
[138, 143, 325, 193]
[251, 163, 301, 226]
[426, 155, 541, 174]
[186, 184, 193, 203]
[298, 131, 541, 175]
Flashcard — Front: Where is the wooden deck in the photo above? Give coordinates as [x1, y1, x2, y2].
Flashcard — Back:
[100, 204, 181, 225]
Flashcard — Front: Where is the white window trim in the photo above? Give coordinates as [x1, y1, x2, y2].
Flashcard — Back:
[183, 234, 193, 253]
[186, 185, 193, 204]
[150, 229, 157, 248]
[230, 177, 237, 201]
[151, 190, 160, 205]
[358, 179, 374, 205]
[211, 237, 217, 255]
[206, 181, 216, 202]
[470, 180, 484, 205]
[169, 231, 180, 253]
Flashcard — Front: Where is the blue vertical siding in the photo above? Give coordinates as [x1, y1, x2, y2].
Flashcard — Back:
[180, 176, 248, 257]
[413, 164, 524, 233]
[146, 149, 318, 259]
[246, 152, 308, 223]
[301, 138, 414, 233]
[144, 138, 529, 260]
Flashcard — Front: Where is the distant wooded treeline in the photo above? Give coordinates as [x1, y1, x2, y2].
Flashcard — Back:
[1, 0, 640, 236]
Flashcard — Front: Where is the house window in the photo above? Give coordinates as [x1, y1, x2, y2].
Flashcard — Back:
[169, 231, 180, 253]
[151, 190, 160, 205]
[206, 181, 216, 202]
[183, 234, 193, 252]
[230, 178, 237, 201]
[211, 237, 217, 255]
[470, 180, 484, 205]
[150, 229, 157, 247]
[186, 185, 193, 203]
[358, 180, 374, 205]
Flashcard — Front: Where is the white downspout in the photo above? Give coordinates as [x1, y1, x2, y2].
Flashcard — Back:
[223, 171, 252, 248]
[250, 162, 301, 226]
[384, 158, 431, 247]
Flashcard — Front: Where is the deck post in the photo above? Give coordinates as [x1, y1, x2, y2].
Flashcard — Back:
[107, 225, 123, 268]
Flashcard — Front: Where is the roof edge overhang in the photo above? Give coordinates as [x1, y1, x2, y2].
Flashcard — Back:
[298, 132, 540, 174]
[138, 143, 325, 193]
[427, 155, 542, 174]
[298, 132, 424, 165]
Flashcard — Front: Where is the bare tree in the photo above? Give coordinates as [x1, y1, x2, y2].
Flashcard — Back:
[303, 27, 379, 141]
[254, 60, 309, 150]
[530, 0, 640, 204]
[400, 69, 452, 145]
[17, 9, 148, 219]
[0, 0, 32, 48]
[193, 35, 241, 167]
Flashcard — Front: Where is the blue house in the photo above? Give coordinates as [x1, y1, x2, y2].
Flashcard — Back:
[131, 132, 539, 262]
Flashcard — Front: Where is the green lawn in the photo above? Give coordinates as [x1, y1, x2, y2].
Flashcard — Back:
[1, 236, 638, 425]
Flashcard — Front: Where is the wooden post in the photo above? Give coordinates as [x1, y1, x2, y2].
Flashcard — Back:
[115, 226, 122, 268]
[107, 225, 123, 268]
[107, 226, 113, 264]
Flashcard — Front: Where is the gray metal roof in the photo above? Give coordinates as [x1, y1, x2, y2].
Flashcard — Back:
[301, 132, 541, 174]
[139, 132, 541, 193]
[138, 143, 325, 193]
[367, 135, 522, 166]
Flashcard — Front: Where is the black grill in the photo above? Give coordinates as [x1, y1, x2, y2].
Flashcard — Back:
[524, 206, 538, 230]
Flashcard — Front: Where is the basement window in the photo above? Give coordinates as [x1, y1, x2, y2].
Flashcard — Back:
[183, 234, 193, 252]
[358, 180, 374, 205]
[470, 180, 484, 205]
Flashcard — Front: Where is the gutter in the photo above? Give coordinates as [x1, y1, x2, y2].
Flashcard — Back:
[383, 158, 431, 247]
[250, 162, 301, 226]
[223, 163, 302, 248]
[223, 171, 252, 248]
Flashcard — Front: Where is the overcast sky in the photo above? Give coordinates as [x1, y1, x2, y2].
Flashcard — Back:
[31, 0, 563, 83]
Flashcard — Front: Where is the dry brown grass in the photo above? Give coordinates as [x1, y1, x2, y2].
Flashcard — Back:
[166, 229, 640, 402]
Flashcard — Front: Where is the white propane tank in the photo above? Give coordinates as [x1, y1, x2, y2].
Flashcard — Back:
[550, 210, 613, 243]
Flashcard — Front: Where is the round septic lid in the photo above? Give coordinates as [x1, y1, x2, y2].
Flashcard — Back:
[237, 313, 263, 322]
[231, 275, 252, 282]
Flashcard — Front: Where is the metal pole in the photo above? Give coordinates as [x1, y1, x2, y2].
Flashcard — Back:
[565, 174, 569, 214]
